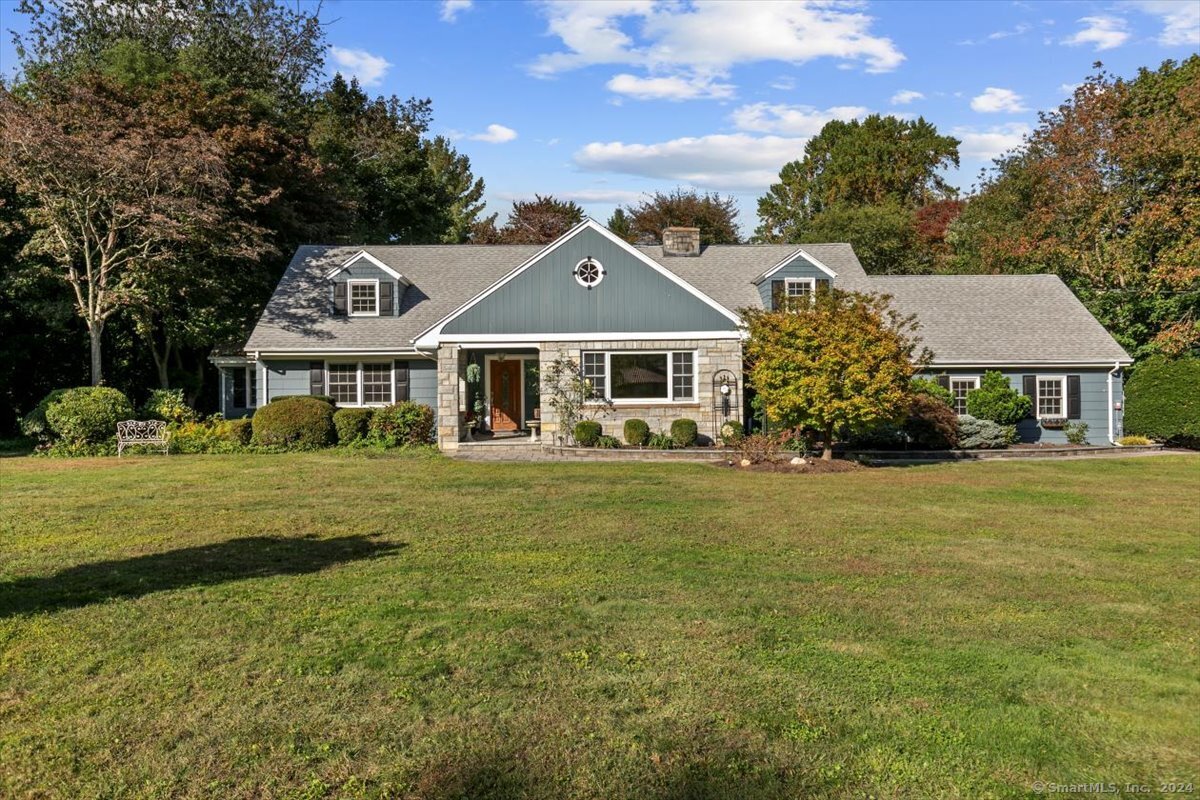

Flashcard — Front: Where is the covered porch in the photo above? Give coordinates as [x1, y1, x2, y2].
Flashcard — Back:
[437, 345, 543, 448]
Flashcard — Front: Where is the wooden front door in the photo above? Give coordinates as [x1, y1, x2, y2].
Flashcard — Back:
[490, 359, 521, 432]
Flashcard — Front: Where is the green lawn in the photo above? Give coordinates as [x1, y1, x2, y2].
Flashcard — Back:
[1, 452, 1197, 799]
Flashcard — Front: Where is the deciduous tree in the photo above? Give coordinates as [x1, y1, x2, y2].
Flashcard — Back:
[474, 195, 584, 244]
[622, 188, 740, 244]
[743, 289, 927, 459]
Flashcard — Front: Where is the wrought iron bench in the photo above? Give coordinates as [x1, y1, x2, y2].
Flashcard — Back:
[116, 420, 170, 457]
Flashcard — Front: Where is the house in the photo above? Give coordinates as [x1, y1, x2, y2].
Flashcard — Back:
[212, 219, 1132, 448]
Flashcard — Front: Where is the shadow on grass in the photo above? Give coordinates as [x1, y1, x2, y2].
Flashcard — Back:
[0, 534, 404, 618]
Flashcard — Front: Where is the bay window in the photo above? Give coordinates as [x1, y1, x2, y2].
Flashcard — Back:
[582, 351, 696, 402]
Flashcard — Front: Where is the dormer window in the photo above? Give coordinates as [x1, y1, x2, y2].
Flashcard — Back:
[348, 280, 379, 316]
[786, 277, 815, 300]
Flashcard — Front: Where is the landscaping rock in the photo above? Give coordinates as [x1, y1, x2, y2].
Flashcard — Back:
[740, 458, 752, 467]
[790, 456, 806, 466]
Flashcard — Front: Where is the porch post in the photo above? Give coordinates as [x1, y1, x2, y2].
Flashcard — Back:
[436, 344, 462, 450]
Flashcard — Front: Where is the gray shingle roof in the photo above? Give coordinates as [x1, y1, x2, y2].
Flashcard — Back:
[869, 275, 1131, 364]
[243, 241, 1129, 365]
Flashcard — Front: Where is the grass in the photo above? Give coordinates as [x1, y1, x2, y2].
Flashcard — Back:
[1, 452, 1197, 799]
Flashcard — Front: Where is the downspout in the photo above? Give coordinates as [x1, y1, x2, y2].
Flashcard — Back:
[1107, 360, 1121, 445]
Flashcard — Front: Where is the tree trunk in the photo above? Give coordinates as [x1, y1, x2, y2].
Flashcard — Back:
[822, 422, 835, 461]
[88, 322, 104, 386]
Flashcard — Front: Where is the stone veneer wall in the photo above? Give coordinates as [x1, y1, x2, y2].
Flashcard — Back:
[538, 338, 743, 445]
[436, 345, 467, 450]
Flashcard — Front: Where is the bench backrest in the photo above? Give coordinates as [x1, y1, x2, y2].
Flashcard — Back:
[116, 420, 168, 441]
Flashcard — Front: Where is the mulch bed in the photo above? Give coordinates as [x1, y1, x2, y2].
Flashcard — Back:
[716, 457, 864, 473]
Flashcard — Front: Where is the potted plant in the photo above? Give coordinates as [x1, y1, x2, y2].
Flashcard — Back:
[465, 362, 484, 441]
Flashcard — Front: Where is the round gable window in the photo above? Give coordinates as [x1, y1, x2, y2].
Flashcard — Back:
[574, 257, 605, 289]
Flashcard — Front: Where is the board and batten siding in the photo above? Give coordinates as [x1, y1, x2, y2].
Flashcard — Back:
[927, 367, 1123, 445]
[755, 256, 834, 308]
[442, 227, 736, 336]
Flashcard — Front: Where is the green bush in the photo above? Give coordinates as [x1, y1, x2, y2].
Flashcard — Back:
[670, 418, 698, 448]
[1064, 421, 1090, 445]
[19, 388, 69, 441]
[140, 389, 197, 423]
[904, 394, 959, 449]
[719, 420, 744, 446]
[169, 418, 252, 454]
[957, 415, 1016, 449]
[1124, 357, 1200, 447]
[227, 418, 253, 446]
[368, 402, 435, 447]
[965, 371, 1032, 425]
[270, 394, 335, 406]
[45, 387, 134, 445]
[251, 396, 335, 450]
[595, 435, 622, 449]
[623, 418, 650, 446]
[646, 431, 675, 449]
[912, 377, 953, 408]
[334, 407, 374, 444]
[573, 420, 602, 447]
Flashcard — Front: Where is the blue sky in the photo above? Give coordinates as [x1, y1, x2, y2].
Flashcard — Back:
[2, 0, 1197, 234]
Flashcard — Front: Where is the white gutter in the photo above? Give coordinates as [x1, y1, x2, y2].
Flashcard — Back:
[1107, 360, 1121, 445]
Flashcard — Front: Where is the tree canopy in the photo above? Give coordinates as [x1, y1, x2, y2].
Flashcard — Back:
[471, 195, 583, 244]
[620, 188, 741, 244]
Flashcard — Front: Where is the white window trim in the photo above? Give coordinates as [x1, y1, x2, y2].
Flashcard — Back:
[785, 277, 815, 296]
[226, 365, 258, 410]
[325, 360, 394, 407]
[347, 279, 380, 317]
[1036, 374, 1068, 420]
[948, 375, 979, 415]
[584, 349, 699, 405]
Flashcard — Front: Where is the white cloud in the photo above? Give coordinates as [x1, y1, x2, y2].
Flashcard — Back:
[1062, 16, 1130, 51]
[730, 103, 867, 135]
[989, 22, 1031, 40]
[329, 46, 392, 87]
[440, 0, 472, 23]
[953, 123, 1032, 160]
[890, 89, 924, 105]
[1128, 1, 1200, 47]
[1059, 82, 1081, 96]
[970, 87, 1028, 113]
[574, 133, 809, 191]
[530, 1, 904, 100]
[606, 73, 735, 101]
[770, 76, 796, 91]
[467, 124, 518, 143]
[558, 189, 645, 204]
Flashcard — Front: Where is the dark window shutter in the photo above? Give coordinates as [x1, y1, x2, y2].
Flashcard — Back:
[936, 374, 950, 391]
[815, 278, 830, 294]
[309, 361, 325, 396]
[770, 279, 785, 310]
[1022, 375, 1037, 418]
[394, 361, 409, 402]
[379, 282, 394, 316]
[333, 282, 347, 315]
[1066, 375, 1081, 419]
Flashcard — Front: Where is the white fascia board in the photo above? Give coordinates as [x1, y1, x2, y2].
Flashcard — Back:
[923, 359, 1134, 368]
[257, 348, 428, 357]
[324, 250, 409, 283]
[753, 247, 838, 284]
[412, 218, 741, 348]
[436, 330, 744, 344]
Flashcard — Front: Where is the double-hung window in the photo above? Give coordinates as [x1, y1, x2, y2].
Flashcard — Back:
[230, 366, 257, 408]
[582, 351, 696, 402]
[348, 280, 379, 316]
[786, 278, 815, 302]
[1037, 376, 1066, 419]
[327, 362, 393, 406]
[949, 376, 979, 415]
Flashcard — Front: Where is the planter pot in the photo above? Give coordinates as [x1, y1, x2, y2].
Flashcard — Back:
[1040, 417, 1067, 429]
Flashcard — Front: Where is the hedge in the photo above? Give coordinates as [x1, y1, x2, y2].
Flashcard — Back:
[251, 396, 335, 450]
[1124, 357, 1200, 447]
[333, 408, 374, 444]
[368, 402, 435, 446]
[44, 387, 134, 445]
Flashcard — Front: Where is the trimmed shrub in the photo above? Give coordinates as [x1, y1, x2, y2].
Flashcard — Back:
[719, 420, 745, 447]
[904, 393, 959, 449]
[623, 418, 650, 446]
[574, 420, 602, 447]
[270, 394, 335, 406]
[965, 371, 1031, 425]
[957, 415, 1016, 449]
[45, 387, 134, 445]
[912, 377, 953, 408]
[19, 388, 69, 441]
[1064, 421, 1090, 445]
[670, 418, 698, 448]
[140, 389, 197, 423]
[1117, 434, 1153, 446]
[227, 418, 253, 446]
[368, 402, 435, 447]
[595, 435, 622, 449]
[646, 431, 675, 449]
[334, 407, 374, 444]
[1124, 356, 1200, 447]
[251, 396, 335, 450]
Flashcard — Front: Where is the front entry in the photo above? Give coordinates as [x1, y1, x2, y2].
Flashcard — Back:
[489, 358, 521, 432]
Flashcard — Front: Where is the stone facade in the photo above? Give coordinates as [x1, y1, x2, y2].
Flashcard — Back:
[436, 345, 465, 451]
[537, 338, 742, 446]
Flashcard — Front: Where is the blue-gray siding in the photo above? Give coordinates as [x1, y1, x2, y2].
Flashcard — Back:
[408, 359, 437, 408]
[443, 228, 737, 335]
[263, 360, 310, 401]
[755, 255, 835, 307]
[331, 261, 401, 317]
[259, 358, 436, 407]
[924, 367, 1123, 445]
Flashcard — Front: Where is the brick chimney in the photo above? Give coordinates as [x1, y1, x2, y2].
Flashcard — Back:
[661, 226, 701, 257]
